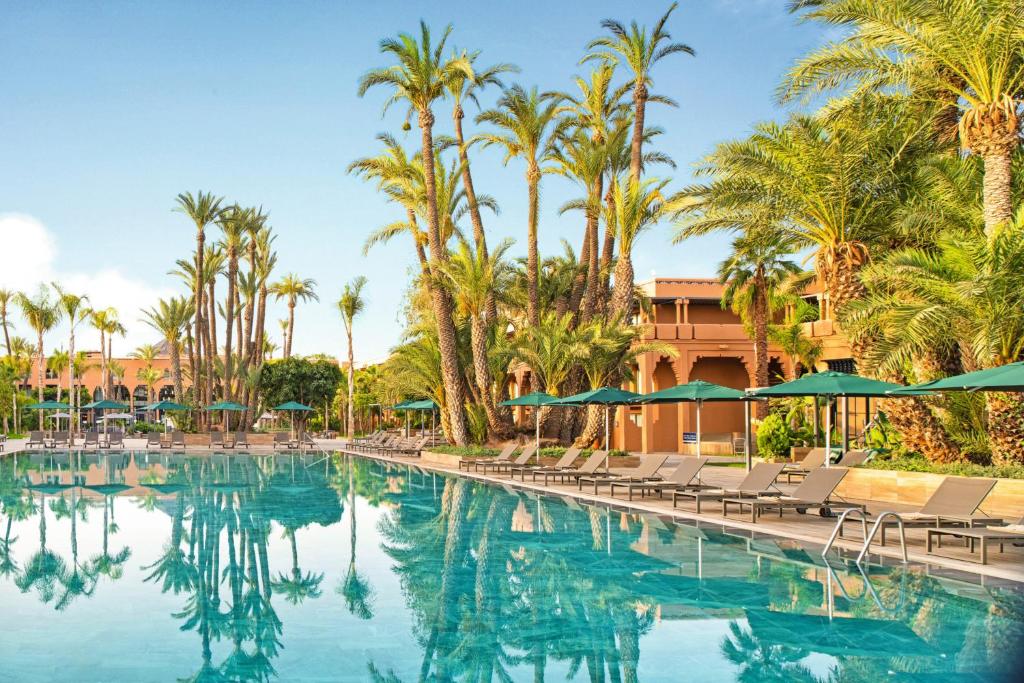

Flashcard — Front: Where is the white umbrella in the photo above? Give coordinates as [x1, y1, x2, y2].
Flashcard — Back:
[101, 413, 135, 421]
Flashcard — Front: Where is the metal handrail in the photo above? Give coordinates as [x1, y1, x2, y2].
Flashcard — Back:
[858, 511, 908, 564]
[822, 508, 869, 558]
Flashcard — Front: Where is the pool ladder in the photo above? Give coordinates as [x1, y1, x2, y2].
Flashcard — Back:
[822, 508, 908, 564]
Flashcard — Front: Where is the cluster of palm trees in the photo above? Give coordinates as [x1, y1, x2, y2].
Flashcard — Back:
[675, 0, 1024, 465]
[357, 1, 1024, 465]
[354, 5, 690, 446]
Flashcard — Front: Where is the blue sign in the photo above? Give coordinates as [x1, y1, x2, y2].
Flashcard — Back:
[682, 432, 697, 444]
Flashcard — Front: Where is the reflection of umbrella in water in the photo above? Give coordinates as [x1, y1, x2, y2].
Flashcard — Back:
[142, 483, 189, 495]
[83, 484, 132, 496]
[29, 483, 76, 495]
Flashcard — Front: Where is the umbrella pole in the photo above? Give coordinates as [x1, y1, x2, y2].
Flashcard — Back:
[696, 399, 703, 458]
[604, 407, 610, 472]
[825, 396, 832, 468]
[842, 396, 850, 453]
[743, 400, 752, 472]
[535, 406, 540, 454]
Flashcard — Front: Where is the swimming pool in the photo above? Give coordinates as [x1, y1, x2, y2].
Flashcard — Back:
[0, 451, 1021, 682]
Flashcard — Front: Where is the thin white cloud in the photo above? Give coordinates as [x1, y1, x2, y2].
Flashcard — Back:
[0, 213, 175, 355]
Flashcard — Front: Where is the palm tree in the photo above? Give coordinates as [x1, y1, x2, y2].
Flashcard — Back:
[337, 276, 368, 440]
[47, 351, 69, 402]
[846, 216, 1024, 464]
[16, 287, 61, 428]
[477, 83, 561, 328]
[768, 300, 823, 379]
[142, 296, 192, 403]
[513, 312, 586, 398]
[439, 239, 516, 438]
[174, 191, 226, 411]
[51, 285, 89, 433]
[358, 21, 472, 445]
[269, 274, 318, 359]
[217, 205, 250, 401]
[717, 233, 801, 414]
[782, 0, 1024, 236]
[584, 2, 693, 183]
[0, 289, 14, 357]
[609, 176, 670, 317]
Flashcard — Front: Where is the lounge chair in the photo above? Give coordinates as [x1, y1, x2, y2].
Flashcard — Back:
[52, 431, 70, 447]
[388, 437, 428, 457]
[106, 431, 125, 449]
[609, 456, 711, 501]
[83, 431, 99, 448]
[210, 432, 225, 449]
[863, 476, 1002, 547]
[299, 432, 316, 449]
[459, 443, 517, 472]
[170, 431, 185, 448]
[273, 432, 297, 450]
[722, 467, 862, 523]
[508, 447, 581, 481]
[234, 432, 250, 448]
[27, 431, 46, 447]
[672, 462, 787, 513]
[536, 450, 608, 486]
[926, 517, 1024, 565]
[477, 445, 539, 474]
[577, 454, 670, 495]
[779, 448, 829, 484]
[146, 432, 162, 448]
[835, 449, 871, 467]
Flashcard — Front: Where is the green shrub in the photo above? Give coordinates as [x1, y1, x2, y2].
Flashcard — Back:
[863, 451, 1024, 480]
[757, 414, 792, 461]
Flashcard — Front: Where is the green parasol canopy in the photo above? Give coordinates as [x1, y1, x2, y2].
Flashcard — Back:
[29, 482, 76, 495]
[391, 399, 415, 410]
[30, 400, 72, 410]
[632, 380, 745, 403]
[82, 399, 129, 410]
[550, 386, 641, 405]
[403, 399, 438, 411]
[891, 361, 1024, 394]
[631, 380, 747, 457]
[145, 400, 190, 411]
[500, 391, 559, 407]
[205, 401, 246, 411]
[142, 483, 188, 495]
[273, 401, 314, 411]
[83, 483, 132, 495]
[748, 371, 904, 398]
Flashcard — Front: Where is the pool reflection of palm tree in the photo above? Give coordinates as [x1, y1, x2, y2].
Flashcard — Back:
[339, 464, 374, 619]
[14, 492, 69, 606]
[88, 496, 131, 581]
[56, 485, 98, 610]
[720, 620, 817, 683]
[272, 526, 323, 605]
[144, 490, 196, 594]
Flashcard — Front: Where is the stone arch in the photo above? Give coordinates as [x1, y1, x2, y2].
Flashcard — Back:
[687, 356, 750, 438]
[650, 357, 678, 452]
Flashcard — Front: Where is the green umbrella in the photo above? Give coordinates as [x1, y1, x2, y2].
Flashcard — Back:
[750, 371, 906, 466]
[144, 400, 190, 433]
[632, 380, 746, 457]
[206, 401, 246, 435]
[273, 401, 313, 442]
[500, 391, 559, 451]
[82, 399, 129, 410]
[403, 399, 437, 411]
[892, 360, 1024, 394]
[30, 400, 73, 432]
[552, 387, 641, 468]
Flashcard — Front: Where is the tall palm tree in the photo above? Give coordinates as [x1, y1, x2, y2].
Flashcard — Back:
[477, 84, 562, 327]
[52, 286, 89, 433]
[269, 274, 318, 359]
[16, 287, 61, 428]
[337, 275, 368, 440]
[609, 176, 670, 317]
[783, 0, 1024, 236]
[358, 21, 473, 445]
[439, 239, 516, 438]
[174, 191, 225, 412]
[717, 233, 801, 414]
[584, 2, 693, 183]
[0, 289, 14, 357]
[142, 296, 192, 403]
[217, 205, 250, 400]
[47, 350, 69, 403]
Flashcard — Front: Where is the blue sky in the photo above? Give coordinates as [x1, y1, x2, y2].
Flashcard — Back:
[0, 0, 825, 362]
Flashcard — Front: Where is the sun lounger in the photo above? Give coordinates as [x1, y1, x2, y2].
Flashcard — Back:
[926, 517, 1024, 564]
[209, 432, 225, 449]
[105, 431, 125, 449]
[273, 432, 295, 450]
[835, 449, 870, 467]
[536, 450, 608, 486]
[779, 447, 829, 484]
[170, 431, 185, 448]
[477, 445, 538, 474]
[577, 454, 669, 495]
[234, 432, 250, 448]
[388, 437, 428, 457]
[27, 431, 46, 447]
[459, 443, 517, 472]
[146, 432, 162, 448]
[609, 456, 711, 501]
[51, 431, 70, 447]
[672, 462, 787, 513]
[508, 447, 581, 481]
[723, 467, 862, 523]
[864, 476, 1003, 547]
[83, 431, 99, 448]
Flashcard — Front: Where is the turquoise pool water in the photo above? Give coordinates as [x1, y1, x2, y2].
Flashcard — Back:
[0, 451, 1021, 682]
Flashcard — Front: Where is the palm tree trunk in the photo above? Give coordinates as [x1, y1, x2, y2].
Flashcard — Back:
[418, 107, 469, 446]
[224, 251, 236, 402]
[285, 302, 295, 359]
[207, 281, 217, 398]
[185, 323, 196, 399]
[753, 281, 769, 419]
[99, 329, 107, 401]
[568, 213, 592, 318]
[979, 136, 1015, 236]
[170, 338, 184, 403]
[987, 392, 1024, 466]
[243, 242, 257, 364]
[610, 252, 635, 319]
[599, 179, 616, 311]
[582, 176, 602, 321]
[36, 331, 44, 429]
[454, 105, 497, 322]
[526, 163, 541, 328]
[470, 314, 508, 438]
[629, 85, 647, 183]
[68, 328, 76, 434]
[194, 234, 207, 414]
[346, 329, 355, 439]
